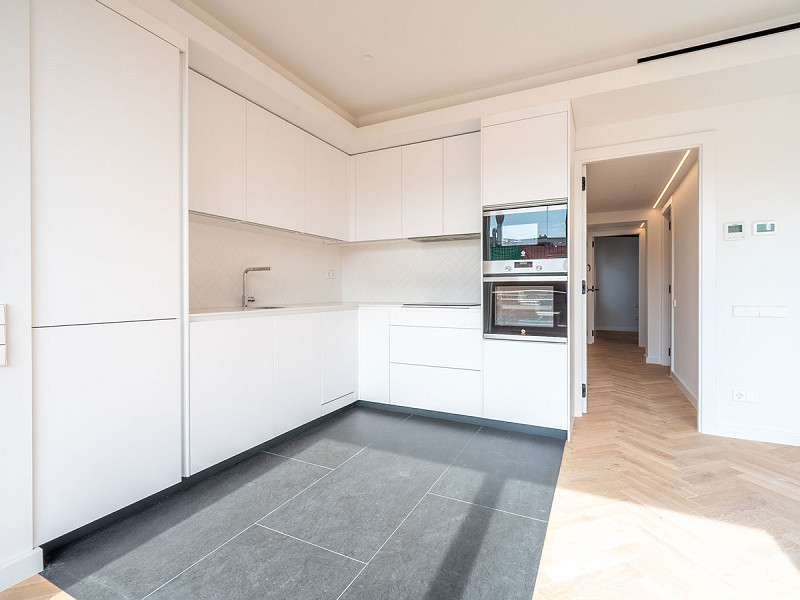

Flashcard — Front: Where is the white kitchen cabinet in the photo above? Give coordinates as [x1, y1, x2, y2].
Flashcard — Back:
[274, 313, 324, 436]
[32, 0, 182, 327]
[305, 134, 348, 240]
[443, 133, 482, 234]
[482, 111, 568, 208]
[358, 308, 390, 403]
[483, 339, 569, 431]
[322, 310, 357, 413]
[189, 317, 275, 475]
[390, 307, 482, 329]
[390, 326, 482, 370]
[246, 101, 305, 231]
[355, 148, 402, 241]
[402, 139, 443, 238]
[390, 364, 482, 417]
[33, 319, 181, 544]
[188, 70, 246, 220]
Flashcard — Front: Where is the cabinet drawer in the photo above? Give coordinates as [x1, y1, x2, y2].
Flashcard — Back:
[390, 364, 482, 417]
[390, 326, 481, 370]
[389, 308, 481, 329]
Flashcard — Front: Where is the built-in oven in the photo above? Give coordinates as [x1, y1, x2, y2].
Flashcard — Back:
[483, 276, 568, 342]
[483, 201, 568, 275]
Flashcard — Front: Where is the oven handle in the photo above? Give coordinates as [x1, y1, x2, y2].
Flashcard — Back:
[483, 275, 568, 283]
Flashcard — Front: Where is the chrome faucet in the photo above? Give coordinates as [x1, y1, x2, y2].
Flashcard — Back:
[242, 266, 272, 308]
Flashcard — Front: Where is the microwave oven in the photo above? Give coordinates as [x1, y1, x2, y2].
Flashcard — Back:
[483, 201, 568, 275]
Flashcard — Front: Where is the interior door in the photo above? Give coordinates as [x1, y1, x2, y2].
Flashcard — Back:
[586, 234, 596, 344]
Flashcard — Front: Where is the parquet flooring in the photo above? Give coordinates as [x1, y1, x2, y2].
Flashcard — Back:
[0, 576, 72, 600]
[533, 331, 800, 600]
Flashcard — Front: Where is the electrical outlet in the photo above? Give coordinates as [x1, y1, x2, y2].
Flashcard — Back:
[325, 270, 336, 279]
[732, 389, 746, 403]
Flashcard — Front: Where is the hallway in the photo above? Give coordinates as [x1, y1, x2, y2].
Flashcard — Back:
[534, 332, 800, 599]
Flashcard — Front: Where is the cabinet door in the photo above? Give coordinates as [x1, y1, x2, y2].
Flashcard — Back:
[402, 139, 443, 238]
[482, 112, 568, 207]
[390, 364, 482, 417]
[33, 319, 181, 544]
[189, 317, 275, 475]
[305, 135, 348, 240]
[355, 148, 402, 241]
[390, 326, 482, 371]
[188, 70, 246, 220]
[31, 0, 181, 326]
[322, 310, 357, 411]
[358, 308, 390, 403]
[246, 102, 305, 231]
[482, 340, 569, 431]
[443, 133, 481, 234]
[274, 313, 323, 436]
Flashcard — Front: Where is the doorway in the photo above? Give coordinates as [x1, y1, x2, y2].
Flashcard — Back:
[573, 143, 703, 426]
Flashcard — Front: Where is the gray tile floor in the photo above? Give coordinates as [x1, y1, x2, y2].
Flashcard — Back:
[44, 407, 564, 600]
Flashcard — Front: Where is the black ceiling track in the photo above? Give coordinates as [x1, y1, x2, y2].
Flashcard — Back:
[638, 21, 800, 64]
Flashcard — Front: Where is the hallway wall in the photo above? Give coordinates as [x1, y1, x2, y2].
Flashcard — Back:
[595, 236, 639, 332]
[671, 162, 700, 404]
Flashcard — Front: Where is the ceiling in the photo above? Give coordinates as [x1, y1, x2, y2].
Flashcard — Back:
[172, 0, 800, 122]
[586, 150, 697, 214]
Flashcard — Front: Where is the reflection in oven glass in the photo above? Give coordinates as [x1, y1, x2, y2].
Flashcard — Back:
[494, 286, 560, 329]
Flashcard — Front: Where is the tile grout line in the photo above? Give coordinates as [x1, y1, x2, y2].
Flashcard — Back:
[138, 444, 372, 600]
[138, 526, 252, 600]
[333, 425, 484, 600]
[258, 444, 371, 523]
[425, 492, 549, 523]
[255, 524, 367, 565]
[262, 450, 334, 471]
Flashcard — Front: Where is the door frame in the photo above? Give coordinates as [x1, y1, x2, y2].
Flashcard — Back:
[572, 132, 716, 434]
[587, 226, 646, 347]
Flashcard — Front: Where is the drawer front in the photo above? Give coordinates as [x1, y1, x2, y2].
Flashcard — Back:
[390, 326, 481, 370]
[389, 308, 481, 329]
[390, 363, 482, 417]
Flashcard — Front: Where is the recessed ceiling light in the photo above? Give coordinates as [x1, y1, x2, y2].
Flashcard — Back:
[653, 149, 691, 209]
[361, 54, 373, 62]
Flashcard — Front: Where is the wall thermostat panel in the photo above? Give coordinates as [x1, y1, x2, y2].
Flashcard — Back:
[752, 221, 776, 235]
[723, 222, 745, 241]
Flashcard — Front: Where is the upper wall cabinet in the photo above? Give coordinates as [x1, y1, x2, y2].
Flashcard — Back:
[188, 71, 246, 220]
[443, 133, 481, 235]
[305, 135, 348, 240]
[482, 111, 568, 208]
[355, 148, 402, 241]
[246, 102, 305, 232]
[402, 139, 443, 238]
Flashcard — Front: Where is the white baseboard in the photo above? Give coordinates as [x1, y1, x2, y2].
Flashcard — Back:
[671, 372, 698, 408]
[0, 547, 43, 593]
[702, 423, 800, 447]
[645, 354, 662, 364]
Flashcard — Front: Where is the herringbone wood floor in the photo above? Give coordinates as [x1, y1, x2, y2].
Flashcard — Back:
[4, 332, 798, 600]
[534, 331, 800, 600]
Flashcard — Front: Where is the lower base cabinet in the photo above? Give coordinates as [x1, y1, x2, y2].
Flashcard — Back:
[390, 363, 482, 417]
[33, 319, 182, 545]
[274, 313, 324, 437]
[483, 340, 569, 431]
[189, 317, 275, 475]
[322, 310, 357, 414]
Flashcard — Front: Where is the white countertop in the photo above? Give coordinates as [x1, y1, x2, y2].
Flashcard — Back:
[189, 302, 480, 321]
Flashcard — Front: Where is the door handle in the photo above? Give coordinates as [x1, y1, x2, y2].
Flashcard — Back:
[587, 287, 599, 292]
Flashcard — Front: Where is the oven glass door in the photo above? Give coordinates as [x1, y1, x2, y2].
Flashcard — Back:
[484, 278, 568, 341]
[483, 204, 567, 263]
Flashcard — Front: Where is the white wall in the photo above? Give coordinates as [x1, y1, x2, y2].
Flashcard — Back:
[579, 92, 800, 446]
[0, 0, 42, 589]
[595, 236, 639, 332]
[189, 220, 343, 309]
[341, 239, 481, 304]
[671, 162, 700, 404]
[588, 209, 664, 363]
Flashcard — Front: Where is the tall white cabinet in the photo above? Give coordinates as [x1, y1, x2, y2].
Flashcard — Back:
[355, 148, 403, 241]
[30, 0, 183, 544]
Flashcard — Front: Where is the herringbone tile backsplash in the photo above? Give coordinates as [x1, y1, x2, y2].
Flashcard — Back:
[189, 220, 343, 309]
[341, 239, 481, 304]
[190, 220, 481, 308]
